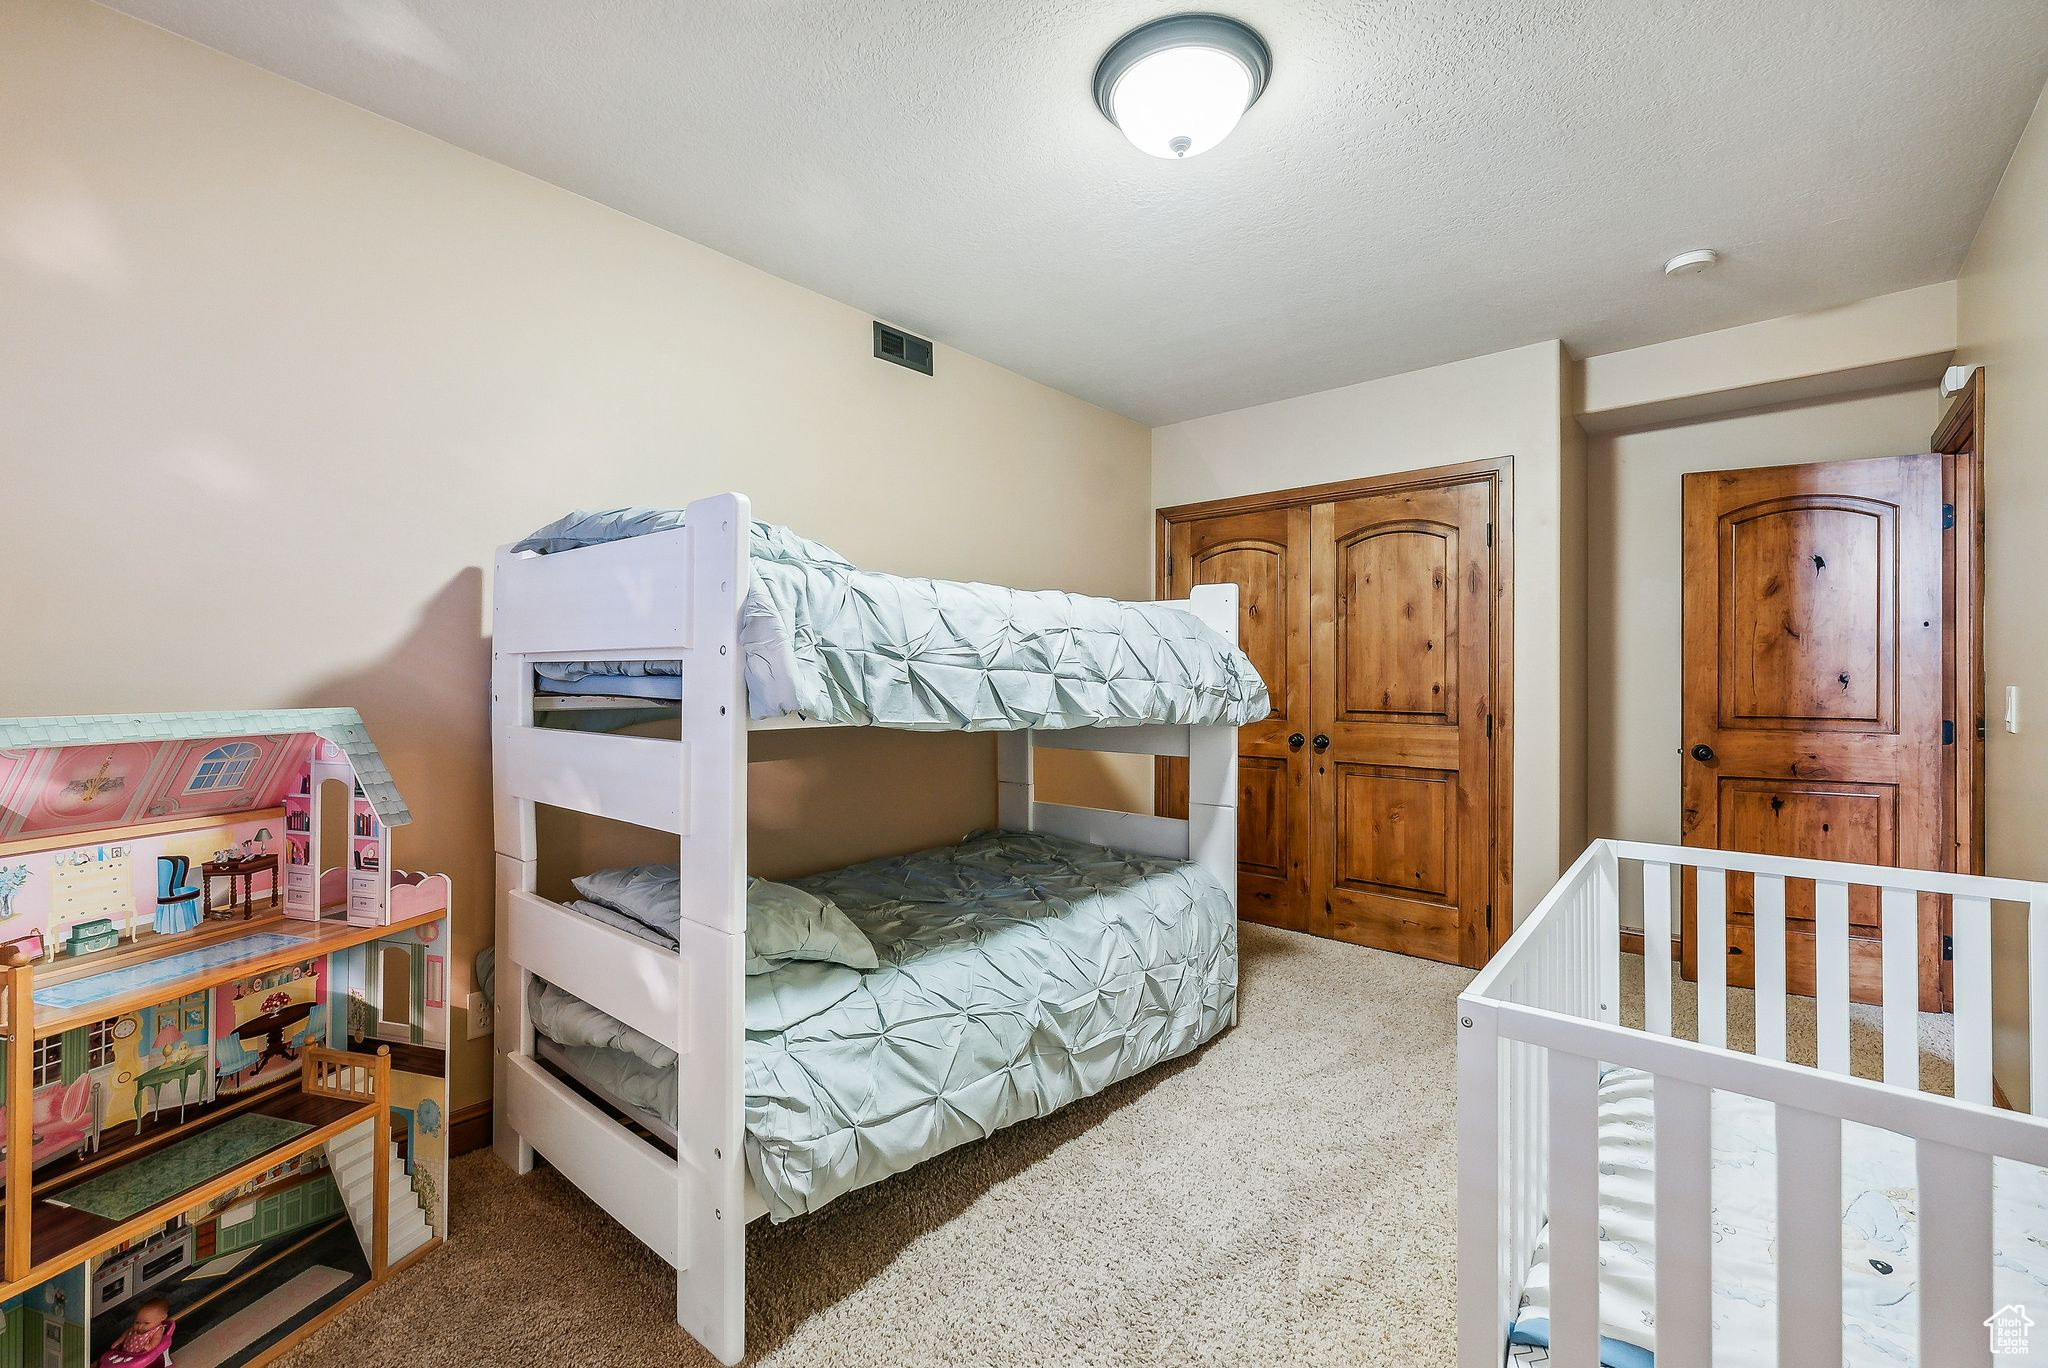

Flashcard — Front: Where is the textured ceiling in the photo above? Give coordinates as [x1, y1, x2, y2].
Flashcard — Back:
[102, 0, 2048, 424]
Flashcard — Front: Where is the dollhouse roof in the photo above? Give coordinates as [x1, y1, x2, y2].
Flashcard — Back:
[0, 709, 411, 840]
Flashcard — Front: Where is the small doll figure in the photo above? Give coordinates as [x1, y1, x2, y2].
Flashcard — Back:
[99, 1297, 175, 1368]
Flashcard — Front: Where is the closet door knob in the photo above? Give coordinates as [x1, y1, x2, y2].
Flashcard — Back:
[1690, 743, 1716, 763]
[1288, 732, 1305, 751]
[1312, 734, 1331, 753]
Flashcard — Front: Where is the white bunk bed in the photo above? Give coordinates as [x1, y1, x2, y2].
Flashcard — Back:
[1458, 840, 2048, 1368]
[490, 492, 1243, 1365]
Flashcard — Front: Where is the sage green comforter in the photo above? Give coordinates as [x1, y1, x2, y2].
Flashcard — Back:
[527, 830, 1238, 1222]
[518, 509, 1271, 730]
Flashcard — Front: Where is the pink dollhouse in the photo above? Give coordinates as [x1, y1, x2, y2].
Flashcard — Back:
[0, 710, 428, 965]
[0, 711, 451, 1368]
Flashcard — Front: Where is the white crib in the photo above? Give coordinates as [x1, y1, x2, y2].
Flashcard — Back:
[1457, 839, 2048, 1367]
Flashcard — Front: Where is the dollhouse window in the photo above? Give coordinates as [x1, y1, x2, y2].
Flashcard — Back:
[187, 742, 260, 794]
[86, 1018, 117, 1070]
[32, 1035, 63, 1087]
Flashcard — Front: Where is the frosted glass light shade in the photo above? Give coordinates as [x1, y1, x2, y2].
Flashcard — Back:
[1095, 15, 1271, 161]
[1110, 45, 1254, 159]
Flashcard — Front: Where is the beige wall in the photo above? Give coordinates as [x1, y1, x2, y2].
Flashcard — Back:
[1583, 387, 1941, 923]
[0, 0, 1152, 1110]
[1956, 82, 2048, 1109]
[1577, 282, 1956, 433]
[1152, 341, 1576, 918]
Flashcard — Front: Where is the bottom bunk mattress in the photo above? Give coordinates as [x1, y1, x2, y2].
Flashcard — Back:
[1508, 1066, 2048, 1367]
[526, 829, 1238, 1223]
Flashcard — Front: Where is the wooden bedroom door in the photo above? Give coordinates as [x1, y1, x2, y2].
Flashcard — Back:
[1308, 481, 1497, 966]
[1679, 454, 1949, 1009]
[1158, 505, 1315, 930]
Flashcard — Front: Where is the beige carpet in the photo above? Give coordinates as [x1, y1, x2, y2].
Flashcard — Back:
[275, 930, 1957, 1367]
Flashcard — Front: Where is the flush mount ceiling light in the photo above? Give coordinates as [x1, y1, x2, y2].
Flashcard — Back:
[1094, 14, 1271, 160]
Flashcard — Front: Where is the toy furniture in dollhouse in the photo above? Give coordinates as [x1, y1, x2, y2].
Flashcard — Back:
[198, 856, 276, 922]
[150, 861, 199, 938]
[210, 1033, 259, 1089]
[62, 922, 121, 959]
[129, 1053, 207, 1133]
[0, 1072, 99, 1172]
[0, 711, 452, 1368]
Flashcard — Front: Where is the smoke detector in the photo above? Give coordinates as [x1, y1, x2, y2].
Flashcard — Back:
[1663, 248, 1720, 276]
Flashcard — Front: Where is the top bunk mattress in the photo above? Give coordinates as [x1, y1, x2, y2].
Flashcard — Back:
[514, 508, 1270, 730]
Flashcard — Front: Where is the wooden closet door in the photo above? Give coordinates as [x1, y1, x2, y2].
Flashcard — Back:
[1679, 454, 1948, 1008]
[1161, 506, 1314, 929]
[1309, 482, 1495, 966]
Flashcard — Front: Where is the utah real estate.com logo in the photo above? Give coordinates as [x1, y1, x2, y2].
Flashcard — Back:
[1988, 1304, 2036, 1355]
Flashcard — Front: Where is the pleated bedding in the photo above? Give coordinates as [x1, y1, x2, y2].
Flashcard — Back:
[525, 830, 1238, 1223]
[1507, 1066, 2048, 1367]
[515, 509, 1271, 730]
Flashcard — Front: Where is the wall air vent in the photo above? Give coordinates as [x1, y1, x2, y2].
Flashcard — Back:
[873, 321, 934, 376]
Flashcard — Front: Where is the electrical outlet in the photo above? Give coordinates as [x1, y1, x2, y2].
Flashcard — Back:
[466, 990, 493, 1039]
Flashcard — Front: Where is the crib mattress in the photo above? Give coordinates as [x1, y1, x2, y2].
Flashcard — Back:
[516, 509, 1270, 730]
[527, 830, 1238, 1223]
[1509, 1066, 2048, 1367]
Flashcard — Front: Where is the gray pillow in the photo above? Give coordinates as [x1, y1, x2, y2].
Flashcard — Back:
[570, 864, 878, 976]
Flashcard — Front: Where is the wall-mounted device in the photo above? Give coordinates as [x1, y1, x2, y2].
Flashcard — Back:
[874, 321, 934, 376]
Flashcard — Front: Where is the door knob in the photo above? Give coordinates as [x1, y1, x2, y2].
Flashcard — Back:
[1287, 732, 1305, 751]
[1312, 734, 1331, 753]
[1690, 744, 1716, 763]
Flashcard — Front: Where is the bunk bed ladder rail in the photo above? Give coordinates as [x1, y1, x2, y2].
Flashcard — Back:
[1457, 840, 2048, 1368]
[491, 492, 748, 1366]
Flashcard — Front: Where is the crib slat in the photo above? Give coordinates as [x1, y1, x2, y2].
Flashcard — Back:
[1814, 880, 1851, 1074]
[1882, 887, 1920, 1089]
[1547, 1051, 1602, 1367]
[1652, 1075, 1712, 1368]
[1597, 856, 1621, 1025]
[2033, 897, 2048, 1116]
[1953, 895, 1994, 1106]
[1753, 874, 1787, 1061]
[1776, 1104, 1843, 1366]
[1642, 862, 1672, 1037]
[1696, 868, 1727, 1049]
[1917, 1139, 1993, 1367]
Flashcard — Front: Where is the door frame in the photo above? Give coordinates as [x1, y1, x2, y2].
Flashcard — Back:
[1933, 368, 1986, 879]
[1934, 368, 1987, 1009]
[1156, 455, 1516, 959]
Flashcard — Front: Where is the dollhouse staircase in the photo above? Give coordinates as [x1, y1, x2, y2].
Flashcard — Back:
[323, 1121, 433, 1268]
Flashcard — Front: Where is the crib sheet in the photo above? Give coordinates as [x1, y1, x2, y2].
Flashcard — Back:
[1508, 1066, 2048, 1367]
[517, 509, 1270, 730]
[526, 830, 1238, 1223]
